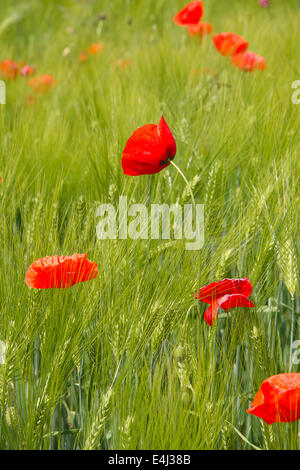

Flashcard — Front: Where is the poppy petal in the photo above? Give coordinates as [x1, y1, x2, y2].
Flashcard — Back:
[203, 293, 255, 326]
[25, 253, 98, 289]
[212, 33, 248, 56]
[247, 374, 300, 425]
[218, 294, 255, 310]
[195, 278, 252, 303]
[231, 51, 266, 71]
[204, 303, 217, 327]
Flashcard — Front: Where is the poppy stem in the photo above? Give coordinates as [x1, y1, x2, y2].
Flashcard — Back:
[169, 160, 197, 210]
[170, 161, 201, 248]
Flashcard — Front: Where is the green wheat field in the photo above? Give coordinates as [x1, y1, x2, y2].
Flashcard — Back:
[0, 0, 299, 450]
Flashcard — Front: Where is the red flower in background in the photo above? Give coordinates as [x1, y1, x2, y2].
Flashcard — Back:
[231, 51, 266, 71]
[187, 22, 213, 37]
[121, 116, 176, 176]
[25, 253, 98, 289]
[111, 58, 131, 70]
[21, 65, 35, 77]
[29, 74, 56, 93]
[213, 33, 248, 56]
[26, 94, 37, 107]
[21, 65, 36, 77]
[80, 51, 87, 63]
[87, 43, 104, 55]
[259, 0, 269, 7]
[0, 59, 19, 80]
[195, 278, 255, 326]
[247, 374, 300, 425]
[174, 1, 204, 26]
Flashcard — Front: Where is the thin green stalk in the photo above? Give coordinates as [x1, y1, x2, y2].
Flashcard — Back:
[170, 160, 202, 252]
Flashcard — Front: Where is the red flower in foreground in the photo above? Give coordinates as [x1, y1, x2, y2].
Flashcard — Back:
[0, 59, 19, 80]
[25, 253, 98, 289]
[174, 1, 204, 26]
[21, 65, 35, 77]
[247, 374, 300, 425]
[212, 33, 248, 56]
[231, 51, 266, 71]
[122, 116, 176, 176]
[28, 74, 56, 93]
[195, 278, 254, 326]
[187, 22, 213, 37]
[87, 43, 104, 55]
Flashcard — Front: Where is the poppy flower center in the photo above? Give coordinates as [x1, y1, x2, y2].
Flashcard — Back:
[160, 153, 174, 167]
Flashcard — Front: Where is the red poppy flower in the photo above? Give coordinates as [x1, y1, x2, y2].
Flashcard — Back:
[195, 278, 254, 326]
[174, 1, 204, 26]
[26, 94, 37, 107]
[247, 374, 300, 425]
[121, 116, 176, 176]
[204, 293, 255, 326]
[87, 43, 104, 55]
[21, 65, 35, 77]
[0, 59, 19, 80]
[111, 58, 131, 70]
[25, 253, 98, 289]
[231, 51, 266, 71]
[187, 22, 213, 37]
[212, 33, 248, 56]
[195, 278, 252, 303]
[28, 74, 56, 93]
[259, 0, 269, 7]
[80, 51, 87, 63]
